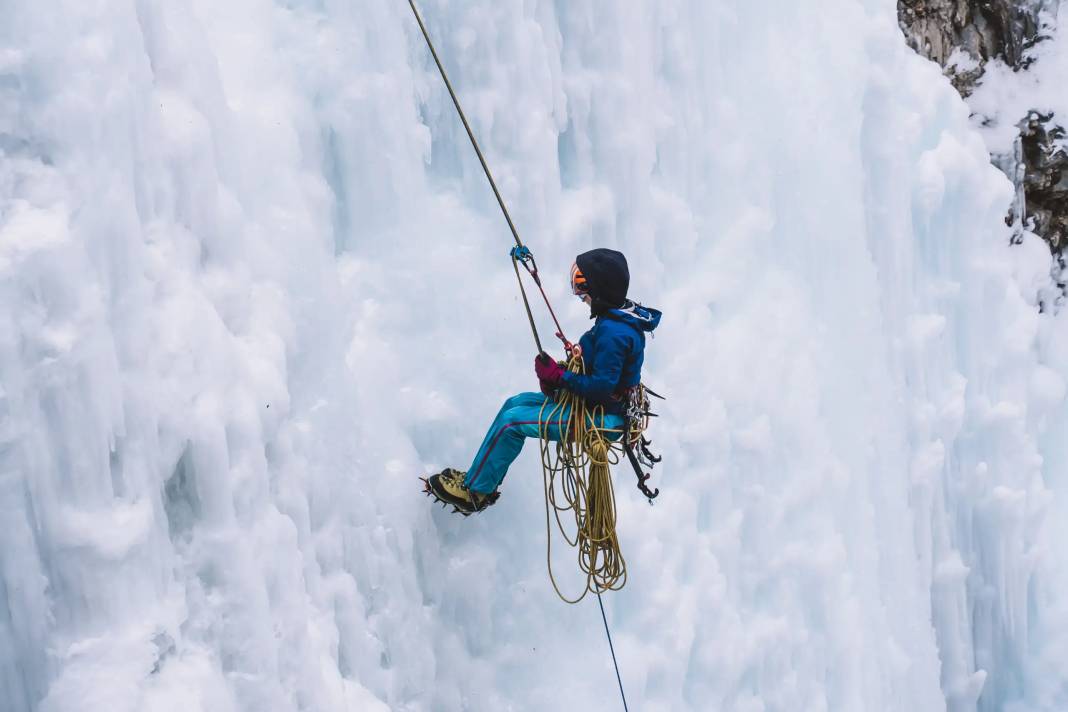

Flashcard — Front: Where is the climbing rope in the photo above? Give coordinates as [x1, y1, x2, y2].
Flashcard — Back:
[406, 0, 522, 250]
[408, 0, 573, 356]
[598, 592, 630, 712]
[537, 353, 631, 604]
[407, 3, 636, 705]
[511, 246, 574, 356]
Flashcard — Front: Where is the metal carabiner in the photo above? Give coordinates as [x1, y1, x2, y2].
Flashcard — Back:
[510, 245, 534, 263]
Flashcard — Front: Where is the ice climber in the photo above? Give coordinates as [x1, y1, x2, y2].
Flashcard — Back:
[425, 248, 662, 514]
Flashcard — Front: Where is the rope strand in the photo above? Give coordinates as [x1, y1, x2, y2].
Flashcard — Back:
[598, 592, 629, 712]
[409, 0, 574, 352]
[407, 0, 523, 249]
[512, 252, 546, 354]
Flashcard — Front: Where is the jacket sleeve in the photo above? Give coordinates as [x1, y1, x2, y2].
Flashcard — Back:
[561, 326, 628, 401]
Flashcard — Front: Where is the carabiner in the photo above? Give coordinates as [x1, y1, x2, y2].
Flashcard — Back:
[510, 245, 533, 263]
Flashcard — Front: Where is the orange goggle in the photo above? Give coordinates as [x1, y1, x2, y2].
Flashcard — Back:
[570, 262, 589, 296]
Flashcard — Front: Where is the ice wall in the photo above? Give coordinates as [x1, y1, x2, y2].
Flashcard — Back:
[1, 1, 1065, 711]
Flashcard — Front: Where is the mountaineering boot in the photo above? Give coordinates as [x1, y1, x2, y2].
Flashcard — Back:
[423, 468, 499, 515]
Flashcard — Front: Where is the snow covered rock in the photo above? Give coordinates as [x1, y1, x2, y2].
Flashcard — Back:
[899, 0, 1067, 259]
[898, 0, 1052, 95]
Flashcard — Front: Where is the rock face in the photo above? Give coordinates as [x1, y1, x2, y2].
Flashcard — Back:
[1019, 111, 1068, 252]
[898, 0, 1048, 95]
[899, 0, 1066, 260]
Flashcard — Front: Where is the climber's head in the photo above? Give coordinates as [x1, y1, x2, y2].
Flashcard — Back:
[573, 248, 629, 314]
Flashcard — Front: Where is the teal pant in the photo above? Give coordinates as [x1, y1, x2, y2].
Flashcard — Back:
[464, 392, 624, 494]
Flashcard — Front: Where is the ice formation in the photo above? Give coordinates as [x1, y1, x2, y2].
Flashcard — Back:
[1, 1, 1066, 710]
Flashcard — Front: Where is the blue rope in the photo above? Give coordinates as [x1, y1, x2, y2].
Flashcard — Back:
[597, 592, 629, 711]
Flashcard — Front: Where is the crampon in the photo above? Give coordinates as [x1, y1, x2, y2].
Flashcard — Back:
[419, 470, 500, 516]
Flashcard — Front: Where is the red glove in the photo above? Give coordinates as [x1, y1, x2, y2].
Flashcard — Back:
[535, 354, 565, 391]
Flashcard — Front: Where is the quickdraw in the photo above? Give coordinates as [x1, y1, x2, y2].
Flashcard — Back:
[621, 384, 664, 501]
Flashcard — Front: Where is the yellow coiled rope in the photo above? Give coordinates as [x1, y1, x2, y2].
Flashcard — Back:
[538, 354, 631, 604]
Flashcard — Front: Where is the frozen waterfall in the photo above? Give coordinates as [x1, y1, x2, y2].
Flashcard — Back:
[1, 1, 1066, 710]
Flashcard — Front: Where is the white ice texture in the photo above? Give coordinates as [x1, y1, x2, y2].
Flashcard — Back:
[1, 1, 1066, 711]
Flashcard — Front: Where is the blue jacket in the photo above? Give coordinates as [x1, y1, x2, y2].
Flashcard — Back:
[561, 302, 662, 413]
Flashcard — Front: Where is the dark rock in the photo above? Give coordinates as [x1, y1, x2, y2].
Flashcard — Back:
[898, 0, 1050, 95]
[899, 0, 1065, 257]
[1019, 112, 1068, 251]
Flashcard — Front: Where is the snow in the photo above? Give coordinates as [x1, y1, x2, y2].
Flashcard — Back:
[969, 3, 1068, 155]
[0, 1, 1066, 711]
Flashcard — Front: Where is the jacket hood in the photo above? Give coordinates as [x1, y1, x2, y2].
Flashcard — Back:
[575, 248, 629, 307]
[602, 301, 662, 333]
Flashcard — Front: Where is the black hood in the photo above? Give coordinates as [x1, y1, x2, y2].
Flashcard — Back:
[575, 248, 629, 309]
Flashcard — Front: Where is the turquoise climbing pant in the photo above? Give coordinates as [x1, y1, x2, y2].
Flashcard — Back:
[463, 391, 624, 495]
